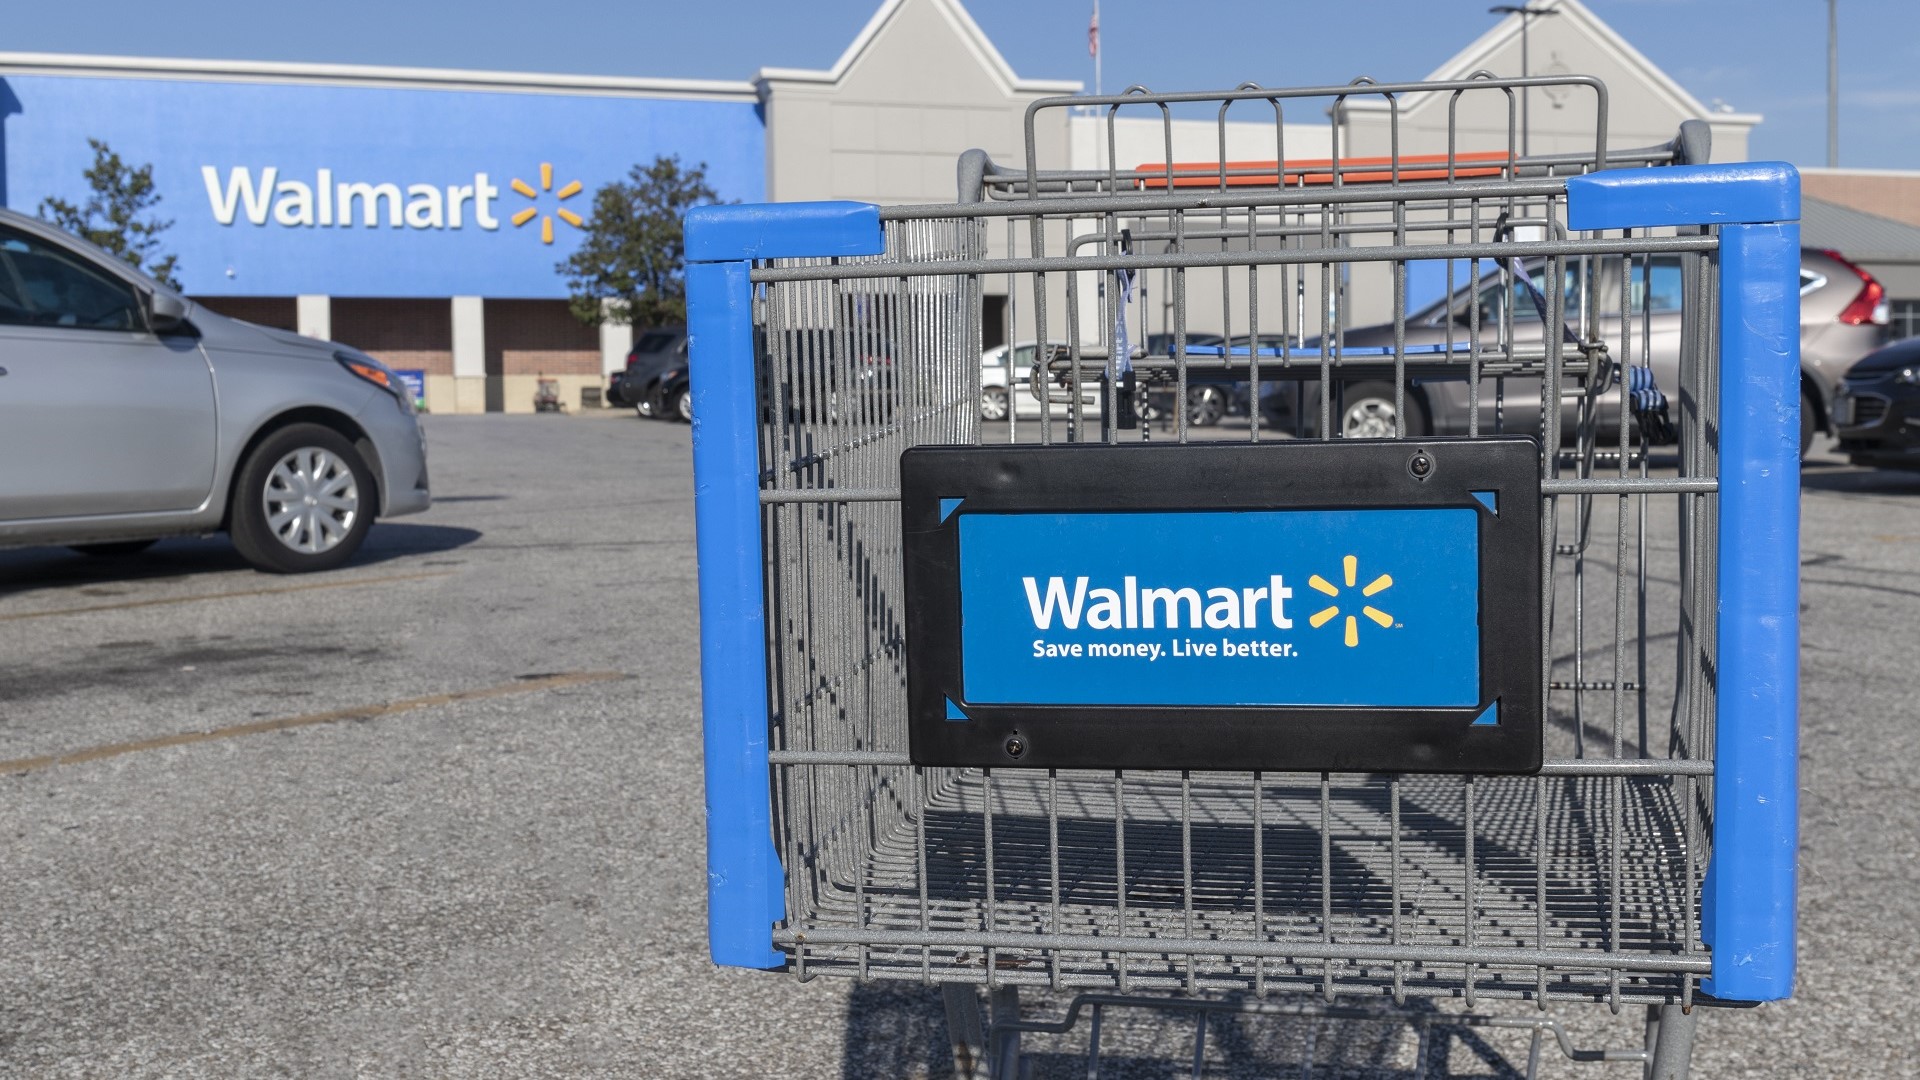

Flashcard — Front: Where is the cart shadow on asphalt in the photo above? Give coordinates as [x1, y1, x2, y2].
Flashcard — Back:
[1799, 461, 1920, 496]
[0, 522, 482, 596]
[839, 982, 1532, 1078]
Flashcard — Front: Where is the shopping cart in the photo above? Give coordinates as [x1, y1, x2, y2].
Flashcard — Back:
[685, 75, 1799, 1078]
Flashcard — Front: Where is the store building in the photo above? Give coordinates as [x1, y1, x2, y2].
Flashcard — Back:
[0, 57, 764, 413]
[0, 0, 1785, 411]
[1801, 172, 1920, 340]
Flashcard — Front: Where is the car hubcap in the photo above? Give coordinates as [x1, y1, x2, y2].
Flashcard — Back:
[1189, 387, 1225, 424]
[264, 448, 358, 554]
[1343, 397, 1398, 439]
[983, 390, 1008, 420]
[677, 392, 694, 422]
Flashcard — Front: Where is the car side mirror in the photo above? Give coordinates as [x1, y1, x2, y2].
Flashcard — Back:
[149, 291, 190, 334]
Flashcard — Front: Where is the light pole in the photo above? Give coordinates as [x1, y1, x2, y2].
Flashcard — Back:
[1827, 0, 1839, 167]
[1488, 4, 1561, 158]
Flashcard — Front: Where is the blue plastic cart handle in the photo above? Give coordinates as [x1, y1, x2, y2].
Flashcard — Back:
[1568, 163, 1802, 1002]
[685, 202, 884, 969]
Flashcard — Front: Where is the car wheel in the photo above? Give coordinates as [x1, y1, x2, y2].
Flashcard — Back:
[1339, 381, 1428, 439]
[982, 387, 1010, 421]
[1800, 385, 1816, 458]
[674, 387, 694, 423]
[635, 401, 650, 419]
[229, 423, 376, 574]
[1186, 385, 1228, 427]
[69, 539, 157, 557]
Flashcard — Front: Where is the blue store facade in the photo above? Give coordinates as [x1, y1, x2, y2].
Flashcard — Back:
[0, 58, 766, 412]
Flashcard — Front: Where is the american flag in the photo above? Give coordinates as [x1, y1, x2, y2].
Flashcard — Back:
[1089, 0, 1099, 58]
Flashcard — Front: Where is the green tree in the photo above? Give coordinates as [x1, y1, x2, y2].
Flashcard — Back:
[38, 138, 181, 289]
[560, 155, 721, 328]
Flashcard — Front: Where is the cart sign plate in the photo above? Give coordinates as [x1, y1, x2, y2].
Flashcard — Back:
[902, 439, 1543, 773]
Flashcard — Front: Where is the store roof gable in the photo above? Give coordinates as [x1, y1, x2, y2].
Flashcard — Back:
[754, 0, 1080, 96]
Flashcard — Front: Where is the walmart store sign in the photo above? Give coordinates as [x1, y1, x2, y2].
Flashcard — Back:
[0, 73, 765, 295]
[201, 163, 585, 244]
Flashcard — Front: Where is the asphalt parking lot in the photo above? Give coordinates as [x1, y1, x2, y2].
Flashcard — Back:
[2, 413, 1918, 1077]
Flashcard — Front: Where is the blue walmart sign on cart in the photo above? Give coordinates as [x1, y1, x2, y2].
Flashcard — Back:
[901, 439, 1544, 774]
[959, 508, 1480, 709]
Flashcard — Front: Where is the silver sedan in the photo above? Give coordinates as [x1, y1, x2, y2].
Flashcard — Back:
[0, 208, 429, 573]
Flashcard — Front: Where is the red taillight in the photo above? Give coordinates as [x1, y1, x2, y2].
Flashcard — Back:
[1822, 248, 1891, 326]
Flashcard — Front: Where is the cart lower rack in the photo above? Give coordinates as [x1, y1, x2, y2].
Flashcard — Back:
[685, 77, 1799, 1077]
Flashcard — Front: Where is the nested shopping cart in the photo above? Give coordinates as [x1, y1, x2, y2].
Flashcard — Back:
[684, 75, 1799, 1079]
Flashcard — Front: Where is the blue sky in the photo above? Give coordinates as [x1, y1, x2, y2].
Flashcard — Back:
[7, 0, 1916, 169]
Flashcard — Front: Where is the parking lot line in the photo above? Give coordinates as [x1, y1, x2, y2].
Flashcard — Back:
[0, 671, 624, 775]
[0, 569, 458, 622]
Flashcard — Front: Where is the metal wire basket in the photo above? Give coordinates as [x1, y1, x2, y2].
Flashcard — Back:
[686, 75, 1800, 1078]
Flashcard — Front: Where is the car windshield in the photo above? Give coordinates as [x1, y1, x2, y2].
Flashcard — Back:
[1477, 265, 1585, 324]
[1624, 257, 1684, 314]
[1437, 256, 1692, 326]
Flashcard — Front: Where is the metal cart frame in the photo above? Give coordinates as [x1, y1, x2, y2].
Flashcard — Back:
[685, 76, 1799, 1078]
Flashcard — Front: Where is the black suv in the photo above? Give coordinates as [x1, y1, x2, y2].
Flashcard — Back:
[607, 327, 687, 414]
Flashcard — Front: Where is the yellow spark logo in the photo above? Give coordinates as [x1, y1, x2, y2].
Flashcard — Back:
[509, 162, 583, 244]
[1306, 554, 1395, 648]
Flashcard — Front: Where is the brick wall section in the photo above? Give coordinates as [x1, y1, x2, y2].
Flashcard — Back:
[332, 298, 455, 376]
[484, 299, 601, 376]
[192, 296, 297, 331]
[1803, 172, 1920, 230]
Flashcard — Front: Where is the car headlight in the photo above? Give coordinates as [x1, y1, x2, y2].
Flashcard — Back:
[336, 351, 413, 414]
[1896, 366, 1920, 386]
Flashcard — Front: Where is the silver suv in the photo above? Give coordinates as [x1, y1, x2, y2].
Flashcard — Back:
[0, 209, 429, 573]
[1263, 248, 1887, 453]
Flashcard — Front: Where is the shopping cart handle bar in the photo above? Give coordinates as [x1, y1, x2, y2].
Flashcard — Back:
[686, 201, 884, 263]
[1565, 161, 1799, 231]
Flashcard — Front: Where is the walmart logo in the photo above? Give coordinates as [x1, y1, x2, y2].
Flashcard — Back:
[1306, 555, 1397, 648]
[509, 163, 584, 245]
[202, 163, 588, 243]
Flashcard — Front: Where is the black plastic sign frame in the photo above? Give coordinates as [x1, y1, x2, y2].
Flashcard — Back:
[900, 438, 1543, 774]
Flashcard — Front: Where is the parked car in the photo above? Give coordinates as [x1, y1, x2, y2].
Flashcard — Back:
[1833, 337, 1920, 469]
[744, 331, 896, 427]
[0, 208, 429, 572]
[1142, 332, 1237, 425]
[645, 364, 694, 423]
[608, 327, 687, 413]
[983, 340, 1105, 419]
[1259, 248, 1887, 451]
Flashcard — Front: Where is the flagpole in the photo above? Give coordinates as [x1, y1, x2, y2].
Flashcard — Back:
[1092, 0, 1102, 99]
